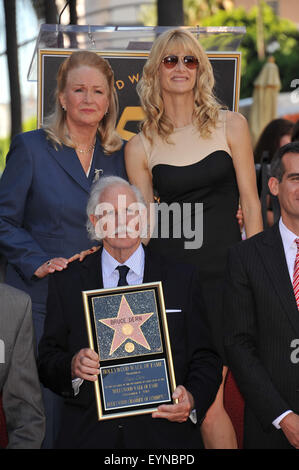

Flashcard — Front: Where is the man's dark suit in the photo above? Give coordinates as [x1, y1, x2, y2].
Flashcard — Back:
[38, 246, 222, 449]
[224, 223, 299, 449]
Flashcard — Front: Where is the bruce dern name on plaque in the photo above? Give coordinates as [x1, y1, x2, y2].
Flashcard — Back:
[82, 281, 176, 420]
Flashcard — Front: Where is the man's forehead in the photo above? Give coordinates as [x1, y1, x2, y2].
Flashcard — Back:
[99, 184, 137, 204]
[283, 152, 299, 162]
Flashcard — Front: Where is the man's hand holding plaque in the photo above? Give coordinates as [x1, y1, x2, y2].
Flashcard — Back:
[71, 347, 195, 424]
[71, 348, 99, 382]
[152, 385, 195, 423]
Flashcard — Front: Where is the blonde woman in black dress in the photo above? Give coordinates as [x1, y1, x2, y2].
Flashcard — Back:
[125, 28, 263, 448]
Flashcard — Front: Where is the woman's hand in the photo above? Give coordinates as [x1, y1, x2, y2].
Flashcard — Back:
[236, 205, 244, 231]
[34, 257, 69, 279]
[68, 246, 100, 263]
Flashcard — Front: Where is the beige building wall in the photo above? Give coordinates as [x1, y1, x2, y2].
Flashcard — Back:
[77, 0, 153, 26]
[234, 0, 299, 26]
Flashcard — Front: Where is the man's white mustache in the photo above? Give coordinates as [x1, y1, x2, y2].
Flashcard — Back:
[95, 224, 139, 237]
[112, 225, 137, 235]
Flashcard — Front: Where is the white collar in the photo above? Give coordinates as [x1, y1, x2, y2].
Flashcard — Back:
[279, 217, 298, 251]
[101, 244, 145, 277]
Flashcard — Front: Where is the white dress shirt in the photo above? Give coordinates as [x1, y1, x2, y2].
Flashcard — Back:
[279, 218, 298, 282]
[271, 218, 297, 429]
[101, 244, 144, 288]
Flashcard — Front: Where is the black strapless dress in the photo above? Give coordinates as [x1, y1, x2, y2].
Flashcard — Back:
[149, 150, 241, 360]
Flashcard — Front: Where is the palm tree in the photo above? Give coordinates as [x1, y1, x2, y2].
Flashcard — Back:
[4, 0, 22, 140]
[31, 1, 78, 47]
[30, 0, 58, 23]
[69, 0, 78, 24]
[256, 0, 265, 60]
[30, 1, 77, 25]
[158, 0, 184, 25]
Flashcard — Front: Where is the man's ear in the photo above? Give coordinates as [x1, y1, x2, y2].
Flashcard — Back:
[268, 176, 280, 197]
[89, 214, 97, 228]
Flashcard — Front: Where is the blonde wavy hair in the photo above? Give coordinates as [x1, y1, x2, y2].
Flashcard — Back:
[137, 28, 222, 143]
[43, 50, 122, 154]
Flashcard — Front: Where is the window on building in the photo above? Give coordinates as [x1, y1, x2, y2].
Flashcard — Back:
[266, 0, 279, 15]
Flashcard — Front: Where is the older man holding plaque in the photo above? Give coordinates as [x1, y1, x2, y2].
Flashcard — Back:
[38, 176, 222, 449]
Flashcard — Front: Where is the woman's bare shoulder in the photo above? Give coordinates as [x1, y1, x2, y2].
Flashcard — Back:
[226, 110, 248, 130]
[125, 133, 147, 160]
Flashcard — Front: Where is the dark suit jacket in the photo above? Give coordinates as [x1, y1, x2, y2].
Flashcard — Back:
[0, 129, 127, 315]
[0, 283, 45, 448]
[38, 246, 222, 449]
[224, 222, 299, 449]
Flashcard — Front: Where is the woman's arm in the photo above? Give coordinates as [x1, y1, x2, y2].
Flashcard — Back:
[0, 134, 68, 280]
[0, 134, 49, 279]
[125, 134, 154, 204]
[226, 111, 263, 238]
[125, 134, 155, 242]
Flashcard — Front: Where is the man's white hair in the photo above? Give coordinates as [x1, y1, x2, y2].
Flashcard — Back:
[86, 176, 146, 241]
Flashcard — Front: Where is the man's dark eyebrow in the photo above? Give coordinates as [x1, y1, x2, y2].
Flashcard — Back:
[286, 172, 299, 178]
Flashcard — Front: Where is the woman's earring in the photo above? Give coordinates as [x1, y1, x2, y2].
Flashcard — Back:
[62, 105, 66, 112]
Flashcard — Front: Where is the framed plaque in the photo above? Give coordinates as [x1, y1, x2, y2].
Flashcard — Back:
[82, 281, 176, 420]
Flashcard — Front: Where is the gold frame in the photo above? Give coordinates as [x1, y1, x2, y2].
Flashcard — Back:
[207, 52, 241, 112]
[82, 281, 176, 421]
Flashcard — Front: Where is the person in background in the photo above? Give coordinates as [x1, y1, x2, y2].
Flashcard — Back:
[254, 118, 294, 164]
[291, 120, 299, 142]
[0, 50, 126, 448]
[0, 283, 45, 449]
[125, 27, 262, 448]
[254, 119, 294, 228]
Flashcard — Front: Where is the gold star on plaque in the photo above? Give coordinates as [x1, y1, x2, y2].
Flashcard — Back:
[99, 295, 154, 355]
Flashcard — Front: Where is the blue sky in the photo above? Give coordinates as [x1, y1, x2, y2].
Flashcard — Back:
[0, 0, 41, 104]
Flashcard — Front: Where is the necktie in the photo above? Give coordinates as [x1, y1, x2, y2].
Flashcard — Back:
[293, 238, 299, 309]
[116, 265, 130, 286]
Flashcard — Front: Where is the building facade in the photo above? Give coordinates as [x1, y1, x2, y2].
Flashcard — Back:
[234, 0, 299, 27]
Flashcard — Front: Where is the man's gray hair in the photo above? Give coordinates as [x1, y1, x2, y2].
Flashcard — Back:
[86, 176, 146, 241]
